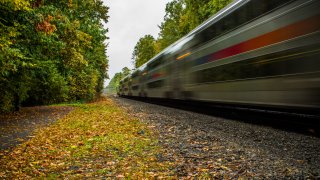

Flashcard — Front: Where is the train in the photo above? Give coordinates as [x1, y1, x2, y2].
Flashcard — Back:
[118, 0, 320, 112]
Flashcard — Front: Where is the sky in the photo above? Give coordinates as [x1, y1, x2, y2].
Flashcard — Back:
[103, 0, 172, 85]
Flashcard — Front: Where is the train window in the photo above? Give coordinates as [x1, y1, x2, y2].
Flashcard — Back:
[265, 0, 293, 12]
[202, 25, 216, 43]
[147, 56, 165, 70]
[194, 46, 320, 84]
[194, 0, 293, 48]
[224, 14, 237, 32]
[195, 6, 244, 47]
[181, 36, 198, 52]
[127, 80, 132, 90]
[214, 21, 223, 36]
[235, 8, 247, 26]
[132, 85, 139, 90]
[147, 80, 164, 89]
[139, 72, 147, 83]
[245, 0, 293, 24]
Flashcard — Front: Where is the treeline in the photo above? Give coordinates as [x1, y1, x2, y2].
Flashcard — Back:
[108, 0, 232, 89]
[107, 67, 131, 93]
[0, 0, 109, 112]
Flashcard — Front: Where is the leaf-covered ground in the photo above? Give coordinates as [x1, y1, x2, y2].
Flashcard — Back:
[0, 98, 174, 178]
[0, 106, 73, 153]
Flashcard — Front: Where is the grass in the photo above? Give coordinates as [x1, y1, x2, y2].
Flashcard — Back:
[0, 97, 174, 178]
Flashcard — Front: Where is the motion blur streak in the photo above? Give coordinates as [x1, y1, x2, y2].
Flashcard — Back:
[119, 0, 320, 113]
[207, 14, 320, 63]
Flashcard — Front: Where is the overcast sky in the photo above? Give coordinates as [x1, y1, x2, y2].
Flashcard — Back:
[103, 0, 171, 85]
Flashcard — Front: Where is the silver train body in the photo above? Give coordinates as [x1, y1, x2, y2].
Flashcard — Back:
[118, 0, 320, 111]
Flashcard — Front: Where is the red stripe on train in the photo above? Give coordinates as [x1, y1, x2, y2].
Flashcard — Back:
[209, 14, 320, 62]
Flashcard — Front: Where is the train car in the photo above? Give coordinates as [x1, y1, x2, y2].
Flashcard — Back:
[119, 0, 320, 111]
[117, 79, 124, 96]
[118, 76, 130, 96]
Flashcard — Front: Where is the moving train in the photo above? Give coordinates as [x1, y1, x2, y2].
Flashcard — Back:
[118, 0, 320, 112]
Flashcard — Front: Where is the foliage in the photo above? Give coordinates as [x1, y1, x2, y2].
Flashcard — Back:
[132, 35, 157, 68]
[157, 0, 184, 51]
[199, 0, 234, 20]
[0, 0, 31, 11]
[107, 67, 131, 93]
[0, 98, 174, 178]
[0, 0, 109, 112]
[0, 0, 33, 111]
[121, 67, 131, 77]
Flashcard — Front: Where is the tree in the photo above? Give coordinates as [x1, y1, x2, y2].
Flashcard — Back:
[0, 0, 33, 111]
[132, 35, 156, 68]
[122, 67, 131, 77]
[0, 0, 109, 112]
[199, 0, 233, 21]
[179, 0, 211, 35]
[107, 67, 131, 93]
[156, 0, 184, 51]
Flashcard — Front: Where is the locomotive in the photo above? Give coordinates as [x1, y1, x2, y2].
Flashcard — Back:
[118, 0, 320, 112]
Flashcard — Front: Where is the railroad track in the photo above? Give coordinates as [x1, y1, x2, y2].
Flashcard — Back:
[123, 96, 320, 136]
[113, 96, 320, 178]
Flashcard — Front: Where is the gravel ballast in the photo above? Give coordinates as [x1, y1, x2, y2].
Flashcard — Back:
[113, 97, 320, 178]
